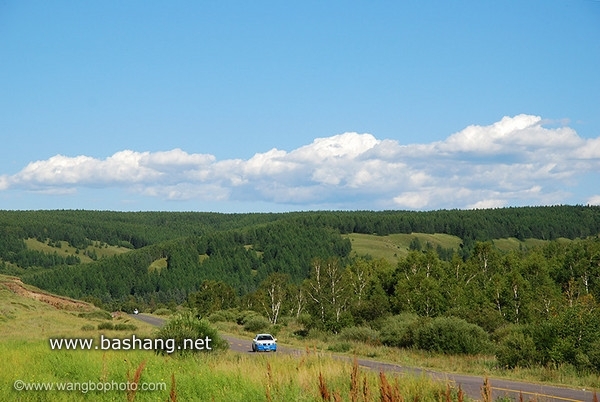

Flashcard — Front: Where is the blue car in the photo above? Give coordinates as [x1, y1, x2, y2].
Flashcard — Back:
[252, 333, 277, 352]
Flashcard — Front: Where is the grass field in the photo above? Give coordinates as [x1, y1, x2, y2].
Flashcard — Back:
[24, 238, 131, 264]
[0, 274, 462, 401]
[345, 233, 463, 263]
[346, 232, 572, 264]
[148, 257, 168, 273]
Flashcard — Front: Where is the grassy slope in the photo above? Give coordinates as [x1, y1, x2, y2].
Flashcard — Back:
[347, 232, 574, 264]
[24, 238, 130, 264]
[0, 275, 153, 341]
[346, 232, 463, 263]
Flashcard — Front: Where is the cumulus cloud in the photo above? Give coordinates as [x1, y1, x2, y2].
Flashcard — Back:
[587, 195, 600, 206]
[2, 115, 599, 209]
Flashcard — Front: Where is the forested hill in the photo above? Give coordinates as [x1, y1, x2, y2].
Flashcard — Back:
[1, 205, 599, 247]
[0, 210, 284, 248]
[285, 205, 600, 240]
[1, 205, 599, 309]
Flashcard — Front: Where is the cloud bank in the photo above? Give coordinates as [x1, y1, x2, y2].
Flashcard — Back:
[2, 115, 600, 210]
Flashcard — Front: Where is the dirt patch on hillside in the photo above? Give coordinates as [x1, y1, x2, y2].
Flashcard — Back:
[1, 277, 93, 311]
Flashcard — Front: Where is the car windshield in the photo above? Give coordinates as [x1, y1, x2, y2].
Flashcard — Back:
[257, 335, 273, 341]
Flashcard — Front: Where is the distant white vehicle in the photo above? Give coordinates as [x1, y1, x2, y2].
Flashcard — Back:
[133, 309, 139, 315]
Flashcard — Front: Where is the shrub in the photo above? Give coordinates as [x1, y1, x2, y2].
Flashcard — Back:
[327, 342, 352, 353]
[379, 313, 420, 348]
[293, 328, 309, 338]
[155, 311, 228, 355]
[236, 310, 261, 326]
[338, 326, 380, 345]
[306, 328, 330, 342]
[114, 323, 137, 331]
[496, 327, 538, 368]
[153, 308, 172, 316]
[243, 316, 271, 333]
[97, 322, 114, 330]
[296, 313, 313, 329]
[415, 316, 491, 355]
[207, 309, 238, 323]
[588, 339, 600, 371]
[270, 324, 282, 337]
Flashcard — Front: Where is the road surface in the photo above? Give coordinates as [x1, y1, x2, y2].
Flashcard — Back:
[131, 313, 596, 401]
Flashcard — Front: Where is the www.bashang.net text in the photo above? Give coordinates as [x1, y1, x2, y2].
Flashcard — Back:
[49, 334, 212, 354]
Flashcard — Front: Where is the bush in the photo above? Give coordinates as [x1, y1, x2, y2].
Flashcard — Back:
[306, 328, 330, 342]
[243, 316, 271, 333]
[327, 342, 352, 353]
[114, 323, 137, 331]
[338, 326, 380, 345]
[207, 309, 238, 323]
[496, 327, 538, 368]
[97, 322, 114, 330]
[379, 313, 420, 348]
[588, 339, 600, 371]
[296, 313, 313, 329]
[236, 310, 261, 326]
[152, 308, 172, 316]
[415, 316, 491, 355]
[270, 324, 282, 337]
[154, 311, 228, 355]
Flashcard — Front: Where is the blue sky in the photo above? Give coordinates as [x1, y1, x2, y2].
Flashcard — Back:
[1, 1, 599, 212]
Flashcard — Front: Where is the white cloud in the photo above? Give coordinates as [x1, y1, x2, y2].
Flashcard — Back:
[467, 199, 507, 210]
[2, 115, 600, 210]
[393, 192, 431, 209]
[0, 175, 9, 191]
[587, 195, 600, 206]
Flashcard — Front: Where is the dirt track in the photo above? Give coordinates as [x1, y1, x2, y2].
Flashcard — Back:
[0, 276, 93, 311]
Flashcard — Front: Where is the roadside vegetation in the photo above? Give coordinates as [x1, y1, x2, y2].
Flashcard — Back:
[2, 206, 600, 394]
[0, 278, 461, 401]
[209, 309, 600, 390]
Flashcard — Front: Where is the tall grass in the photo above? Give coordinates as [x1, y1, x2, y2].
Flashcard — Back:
[0, 339, 464, 401]
[216, 317, 600, 390]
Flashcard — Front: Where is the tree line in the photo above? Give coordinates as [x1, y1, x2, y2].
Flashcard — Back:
[1, 205, 599, 253]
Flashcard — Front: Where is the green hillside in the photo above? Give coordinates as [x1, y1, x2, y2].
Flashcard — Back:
[24, 238, 130, 263]
[346, 232, 463, 263]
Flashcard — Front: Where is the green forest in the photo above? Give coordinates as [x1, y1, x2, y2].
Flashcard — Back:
[2, 205, 600, 373]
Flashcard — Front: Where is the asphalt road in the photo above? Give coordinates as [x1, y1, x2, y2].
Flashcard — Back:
[131, 313, 596, 401]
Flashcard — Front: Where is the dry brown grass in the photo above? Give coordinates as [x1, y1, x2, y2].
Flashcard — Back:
[319, 371, 331, 400]
[168, 373, 177, 402]
[379, 371, 404, 402]
[126, 360, 146, 402]
[481, 377, 492, 402]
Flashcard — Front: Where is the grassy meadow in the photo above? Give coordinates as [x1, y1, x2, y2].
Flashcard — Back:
[345, 232, 571, 264]
[345, 233, 463, 263]
[0, 274, 466, 401]
[24, 238, 131, 264]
